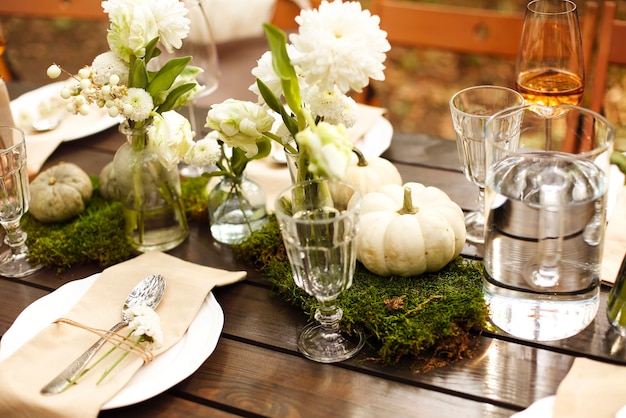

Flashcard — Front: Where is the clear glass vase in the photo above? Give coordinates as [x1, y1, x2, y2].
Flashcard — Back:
[114, 121, 189, 252]
[208, 175, 268, 245]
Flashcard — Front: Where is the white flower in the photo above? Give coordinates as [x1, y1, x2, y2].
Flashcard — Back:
[289, 0, 390, 94]
[122, 87, 154, 121]
[305, 85, 358, 127]
[127, 304, 163, 349]
[91, 51, 129, 86]
[206, 99, 275, 158]
[249, 51, 282, 103]
[184, 131, 222, 167]
[296, 120, 352, 180]
[103, 0, 190, 61]
[148, 110, 194, 170]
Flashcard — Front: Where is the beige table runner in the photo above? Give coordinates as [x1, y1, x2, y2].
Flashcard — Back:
[0, 251, 246, 418]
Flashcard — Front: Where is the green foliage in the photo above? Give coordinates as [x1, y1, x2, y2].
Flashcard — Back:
[234, 217, 489, 367]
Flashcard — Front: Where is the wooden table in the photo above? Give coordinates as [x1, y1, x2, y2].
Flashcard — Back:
[2, 85, 625, 418]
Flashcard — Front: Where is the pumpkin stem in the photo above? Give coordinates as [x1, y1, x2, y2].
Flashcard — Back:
[352, 147, 368, 167]
[397, 187, 418, 215]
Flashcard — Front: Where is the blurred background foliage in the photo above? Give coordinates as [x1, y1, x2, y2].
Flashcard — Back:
[2, 0, 625, 149]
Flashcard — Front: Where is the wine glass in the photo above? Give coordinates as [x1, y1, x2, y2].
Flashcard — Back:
[0, 126, 42, 277]
[162, 0, 220, 176]
[515, 0, 584, 111]
[449, 85, 524, 245]
[275, 179, 364, 363]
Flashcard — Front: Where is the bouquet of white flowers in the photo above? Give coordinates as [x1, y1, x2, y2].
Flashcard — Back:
[203, 0, 390, 183]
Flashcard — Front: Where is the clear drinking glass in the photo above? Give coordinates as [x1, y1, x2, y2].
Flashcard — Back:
[0, 126, 42, 277]
[484, 104, 613, 341]
[515, 0, 585, 109]
[274, 179, 364, 363]
[449, 85, 524, 244]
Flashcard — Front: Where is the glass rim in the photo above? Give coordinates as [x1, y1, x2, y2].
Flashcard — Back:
[449, 85, 525, 120]
[274, 178, 361, 223]
[485, 103, 615, 157]
[0, 125, 26, 154]
[526, 0, 577, 15]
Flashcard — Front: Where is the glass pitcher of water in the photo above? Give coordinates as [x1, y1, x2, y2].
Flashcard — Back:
[484, 104, 614, 341]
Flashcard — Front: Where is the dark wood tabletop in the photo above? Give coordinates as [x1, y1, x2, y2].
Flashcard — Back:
[2, 82, 624, 418]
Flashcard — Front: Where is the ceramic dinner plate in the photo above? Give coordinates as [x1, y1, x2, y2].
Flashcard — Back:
[0, 274, 224, 410]
[354, 116, 393, 159]
[10, 81, 121, 140]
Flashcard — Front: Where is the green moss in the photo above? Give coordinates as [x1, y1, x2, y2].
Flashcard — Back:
[181, 175, 210, 222]
[234, 217, 489, 367]
[22, 179, 132, 272]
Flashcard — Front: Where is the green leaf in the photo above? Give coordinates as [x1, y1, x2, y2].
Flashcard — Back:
[257, 79, 298, 136]
[147, 56, 192, 98]
[157, 82, 196, 112]
[129, 56, 148, 89]
[262, 23, 302, 120]
[230, 147, 250, 177]
[253, 138, 272, 160]
[143, 37, 161, 63]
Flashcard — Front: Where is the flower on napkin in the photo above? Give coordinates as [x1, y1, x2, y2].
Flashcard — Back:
[204, 0, 390, 182]
[46, 0, 219, 170]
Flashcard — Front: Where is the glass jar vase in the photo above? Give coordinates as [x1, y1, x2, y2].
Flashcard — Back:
[114, 121, 189, 252]
[207, 175, 268, 245]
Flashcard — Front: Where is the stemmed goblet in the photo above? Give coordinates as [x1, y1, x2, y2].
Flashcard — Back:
[515, 0, 584, 111]
[275, 179, 364, 363]
[0, 126, 42, 277]
[449, 85, 524, 244]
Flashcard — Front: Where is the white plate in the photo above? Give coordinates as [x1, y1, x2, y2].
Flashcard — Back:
[10, 81, 121, 141]
[355, 116, 393, 159]
[0, 274, 223, 410]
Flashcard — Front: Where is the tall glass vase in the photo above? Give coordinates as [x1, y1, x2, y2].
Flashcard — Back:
[207, 175, 268, 245]
[114, 121, 189, 252]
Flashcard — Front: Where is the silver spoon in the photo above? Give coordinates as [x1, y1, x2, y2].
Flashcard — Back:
[31, 111, 66, 132]
[40, 273, 166, 395]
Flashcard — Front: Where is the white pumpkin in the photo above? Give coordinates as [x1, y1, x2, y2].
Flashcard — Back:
[333, 148, 402, 206]
[349, 182, 466, 277]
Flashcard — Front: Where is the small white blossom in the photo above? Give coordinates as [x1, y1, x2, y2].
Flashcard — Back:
[296, 120, 352, 180]
[122, 87, 154, 121]
[305, 85, 358, 127]
[184, 131, 222, 167]
[127, 304, 163, 349]
[206, 99, 275, 158]
[91, 51, 130, 86]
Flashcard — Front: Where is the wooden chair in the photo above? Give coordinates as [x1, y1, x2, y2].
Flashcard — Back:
[361, 0, 599, 104]
[589, 1, 626, 114]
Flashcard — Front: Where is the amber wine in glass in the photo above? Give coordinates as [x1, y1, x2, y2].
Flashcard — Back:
[515, 0, 584, 109]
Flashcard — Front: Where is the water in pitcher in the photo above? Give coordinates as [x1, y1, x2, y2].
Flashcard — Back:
[483, 154, 606, 341]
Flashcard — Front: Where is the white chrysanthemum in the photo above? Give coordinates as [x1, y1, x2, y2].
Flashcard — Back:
[289, 0, 390, 94]
[305, 85, 357, 128]
[148, 0, 190, 52]
[121, 87, 153, 121]
[91, 51, 130, 86]
[296, 120, 352, 180]
[127, 304, 163, 349]
[184, 131, 222, 167]
[206, 99, 275, 158]
[148, 110, 194, 170]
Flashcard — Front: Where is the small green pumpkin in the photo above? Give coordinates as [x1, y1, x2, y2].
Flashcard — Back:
[30, 162, 93, 223]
